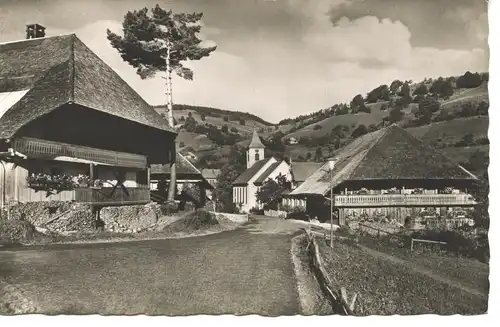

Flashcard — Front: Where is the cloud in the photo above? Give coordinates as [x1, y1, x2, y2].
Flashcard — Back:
[327, 0, 489, 50]
[0, 0, 489, 123]
[63, 15, 488, 123]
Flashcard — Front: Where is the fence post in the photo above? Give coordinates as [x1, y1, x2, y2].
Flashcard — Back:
[410, 238, 414, 252]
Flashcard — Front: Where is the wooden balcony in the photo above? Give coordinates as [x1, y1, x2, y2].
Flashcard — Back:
[334, 193, 476, 207]
[12, 137, 147, 168]
[75, 187, 150, 206]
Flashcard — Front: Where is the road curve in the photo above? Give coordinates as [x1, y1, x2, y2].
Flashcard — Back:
[0, 217, 304, 316]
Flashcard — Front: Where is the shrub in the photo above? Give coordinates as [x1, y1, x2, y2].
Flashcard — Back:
[313, 124, 322, 130]
[160, 202, 179, 216]
[249, 207, 264, 215]
[286, 208, 309, 221]
[411, 229, 489, 263]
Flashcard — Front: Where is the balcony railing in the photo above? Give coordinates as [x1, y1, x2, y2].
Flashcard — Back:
[335, 193, 476, 207]
[12, 137, 147, 168]
[75, 187, 150, 206]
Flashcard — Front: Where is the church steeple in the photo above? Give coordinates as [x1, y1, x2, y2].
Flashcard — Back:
[247, 128, 265, 168]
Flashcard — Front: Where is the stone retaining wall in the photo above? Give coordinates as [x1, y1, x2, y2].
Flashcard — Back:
[6, 201, 95, 232]
[100, 203, 161, 233]
[211, 212, 248, 224]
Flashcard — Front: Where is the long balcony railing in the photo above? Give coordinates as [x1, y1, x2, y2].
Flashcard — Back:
[335, 193, 476, 207]
[12, 137, 147, 168]
[75, 187, 150, 206]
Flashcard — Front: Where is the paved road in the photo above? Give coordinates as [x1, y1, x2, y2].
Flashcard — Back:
[0, 217, 306, 315]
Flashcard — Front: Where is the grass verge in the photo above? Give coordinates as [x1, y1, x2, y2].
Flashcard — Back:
[317, 237, 488, 315]
[356, 234, 489, 294]
[290, 234, 333, 315]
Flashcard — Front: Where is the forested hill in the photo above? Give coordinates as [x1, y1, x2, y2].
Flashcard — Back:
[153, 70, 489, 180]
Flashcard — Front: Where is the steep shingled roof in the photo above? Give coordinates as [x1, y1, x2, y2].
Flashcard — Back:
[0, 34, 175, 139]
[248, 129, 265, 149]
[290, 124, 478, 196]
[253, 161, 281, 185]
[232, 158, 272, 185]
[150, 153, 201, 176]
[201, 168, 221, 180]
[290, 162, 323, 183]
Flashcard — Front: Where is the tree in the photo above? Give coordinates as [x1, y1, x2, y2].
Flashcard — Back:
[413, 84, 428, 96]
[418, 97, 440, 115]
[315, 147, 322, 162]
[201, 113, 206, 121]
[255, 173, 290, 210]
[313, 124, 322, 130]
[456, 71, 482, 89]
[366, 85, 390, 103]
[107, 5, 216, 205]
[213, 146, 246, 212]
[389, 80, 403, 94]
[430, 78, 454, 99]
[239, 119, 246, 125]
[223, 116, 229, 122]
[398, 82, 411, 98]
[388, 107, 404, 123]
[351, 124, 368, 138]
[477, 101, 489, 116]
[350, 94, 368, 113]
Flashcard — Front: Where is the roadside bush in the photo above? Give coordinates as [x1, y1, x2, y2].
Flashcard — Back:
[286, 208, 309, 221]
[411, 229, 489, 263]
[249, 207, 264, 215]
[160, 202, 179, 216]
[163, 209, 218, 234]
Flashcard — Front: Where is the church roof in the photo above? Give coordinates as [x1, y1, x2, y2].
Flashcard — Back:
[290, 124, 478, 196]
[248, 129, 265, 149]
[254, 161, 282, 185]
[232, 158, 272, 185]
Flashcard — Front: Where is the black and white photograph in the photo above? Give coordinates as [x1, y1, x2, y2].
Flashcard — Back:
[0, 0, 493, 319]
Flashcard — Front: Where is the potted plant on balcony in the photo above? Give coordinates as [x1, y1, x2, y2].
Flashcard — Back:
[90, 179, 104, 189]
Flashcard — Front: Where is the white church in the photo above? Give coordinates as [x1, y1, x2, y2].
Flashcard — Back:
[232, 130, 292, 212]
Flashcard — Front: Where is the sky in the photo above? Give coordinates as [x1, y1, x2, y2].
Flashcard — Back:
[0, 0, 490, 123]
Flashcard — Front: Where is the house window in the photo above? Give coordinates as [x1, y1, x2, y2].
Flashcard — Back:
[255, 150, 260, 161]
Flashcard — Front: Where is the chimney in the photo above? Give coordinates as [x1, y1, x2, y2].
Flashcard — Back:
[26, 24, 46, 39]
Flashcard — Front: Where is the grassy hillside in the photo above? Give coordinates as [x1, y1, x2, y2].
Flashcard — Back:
[406, 116, 488, 145]
[154, 71, 489, 177]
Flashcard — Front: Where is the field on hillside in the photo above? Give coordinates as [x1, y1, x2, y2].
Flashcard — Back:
[285, 102, 419, 140]
[441, 84, 489, 114]
[406, 116, 489, 144]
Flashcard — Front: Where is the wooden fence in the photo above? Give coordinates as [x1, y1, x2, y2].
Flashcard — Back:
[264, 209, 287, 218]
[410, 238, 447, 252]
[305, 228, 356, 315]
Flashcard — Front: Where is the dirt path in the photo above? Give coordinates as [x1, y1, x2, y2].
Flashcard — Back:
[357, 244, 487, 299]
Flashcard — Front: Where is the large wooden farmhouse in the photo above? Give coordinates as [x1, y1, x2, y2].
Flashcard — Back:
[0, 31, 177, 209]
[289, 124, 478, 226]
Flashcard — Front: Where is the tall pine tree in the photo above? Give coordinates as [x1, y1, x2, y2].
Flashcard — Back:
[107, 5, 217, 204]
